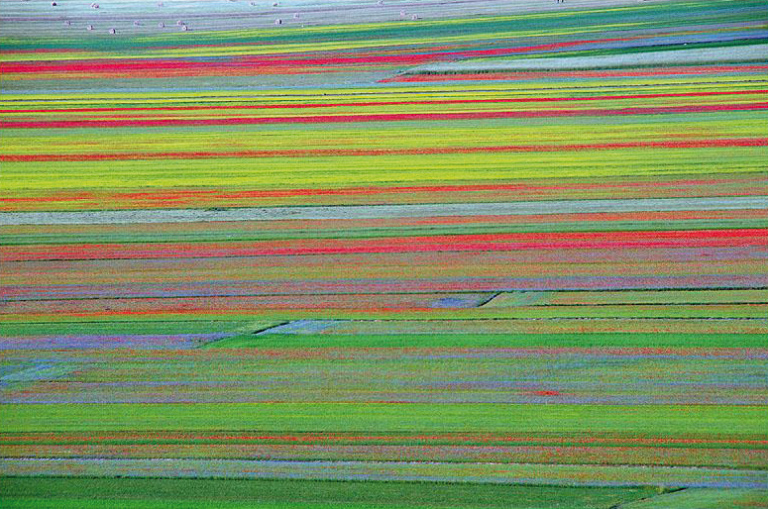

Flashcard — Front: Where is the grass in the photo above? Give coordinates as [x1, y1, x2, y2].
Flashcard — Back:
[0, 477, 661, 509]
[203, 332, 768, 349]
[623, 487, 768, 508]
[3, 403, 766, 435]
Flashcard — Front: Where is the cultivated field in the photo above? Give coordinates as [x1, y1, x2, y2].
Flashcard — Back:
[1, 0, 767, 507]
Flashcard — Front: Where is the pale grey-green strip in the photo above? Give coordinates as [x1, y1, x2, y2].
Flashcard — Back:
[1, 196, 766, 225]
[410, 44, 768, 73]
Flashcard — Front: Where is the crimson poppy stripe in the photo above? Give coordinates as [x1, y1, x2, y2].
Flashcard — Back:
[2, 229, 764, 261]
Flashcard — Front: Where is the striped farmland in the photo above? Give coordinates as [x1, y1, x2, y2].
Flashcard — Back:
[1, 0, 767, 508]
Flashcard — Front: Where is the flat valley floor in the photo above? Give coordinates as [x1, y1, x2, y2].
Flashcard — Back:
[1, 1, 767, 507]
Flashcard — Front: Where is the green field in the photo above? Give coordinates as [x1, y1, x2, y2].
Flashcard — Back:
[2, 0, 767, 506]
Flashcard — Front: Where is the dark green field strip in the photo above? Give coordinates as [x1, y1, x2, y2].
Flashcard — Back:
[3, 403, 766, 435]
[203, 333, 768, 349]
[496, 289, 768, 306]
[0, 477, 662, 509]
[4, 325, 765, 345]
[4, 318, 766, 337]
[1, 443, 764, 455]
[622, 487, 768, 508]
